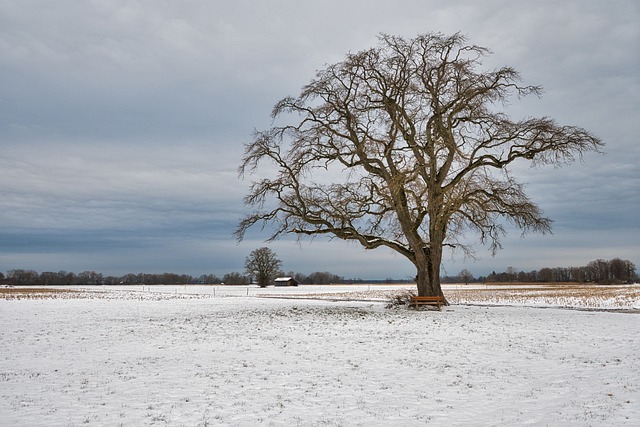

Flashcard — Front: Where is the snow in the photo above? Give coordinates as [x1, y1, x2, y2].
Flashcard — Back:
[1, 285, 639, 426]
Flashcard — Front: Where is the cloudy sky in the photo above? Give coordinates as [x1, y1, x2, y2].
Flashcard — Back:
[1, 0, 638, 279]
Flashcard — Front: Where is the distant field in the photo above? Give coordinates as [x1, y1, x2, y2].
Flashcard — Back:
[2, 283, 638, 311]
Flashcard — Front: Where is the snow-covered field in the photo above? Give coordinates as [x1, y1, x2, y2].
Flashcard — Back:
[1, 285, 638, 426]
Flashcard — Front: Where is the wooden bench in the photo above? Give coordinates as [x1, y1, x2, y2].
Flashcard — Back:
[409, 295, 446, 310]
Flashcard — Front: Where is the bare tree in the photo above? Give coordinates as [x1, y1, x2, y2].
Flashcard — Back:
[5, 269, 39, 285]
[458, 269, 473, 285]
[199, 274, 222, 284]
[587, 259, 611, 284]
[237, 32, 603, 298]
[77, 271, 103, 285]
[608, 258, 636, 283]
[245, 247, 282, 287]
[306, 271, 344, 285]
[222, 272, 250, 286]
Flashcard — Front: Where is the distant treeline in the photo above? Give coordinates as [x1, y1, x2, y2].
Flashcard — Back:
[1, 258, 636, 285]
[215, 271, 349, 286]
[0, 269, 352, 286]
[471, 258, 637, 284]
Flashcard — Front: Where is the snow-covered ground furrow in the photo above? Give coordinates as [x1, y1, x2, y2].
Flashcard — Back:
[1, 295, 638, 426]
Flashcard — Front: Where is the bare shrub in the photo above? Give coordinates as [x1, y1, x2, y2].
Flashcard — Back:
[386, 290, 416, 309]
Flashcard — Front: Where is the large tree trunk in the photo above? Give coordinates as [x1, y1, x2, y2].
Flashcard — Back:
[415, 255, 446, 299]
[414, 237, 447, 304]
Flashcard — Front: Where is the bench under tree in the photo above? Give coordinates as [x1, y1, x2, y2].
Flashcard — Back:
[409, 295, 446, 310]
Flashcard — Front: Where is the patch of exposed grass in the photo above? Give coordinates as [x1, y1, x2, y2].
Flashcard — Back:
[445, 284, 640, 309]
[0, 287, 80, 300]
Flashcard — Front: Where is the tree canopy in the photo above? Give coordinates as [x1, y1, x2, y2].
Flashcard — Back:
[237, 32, 603, 298]
[245, 247, 282, 287]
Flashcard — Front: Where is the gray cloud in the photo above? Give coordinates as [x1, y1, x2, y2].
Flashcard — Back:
[1, 0, 638, 278]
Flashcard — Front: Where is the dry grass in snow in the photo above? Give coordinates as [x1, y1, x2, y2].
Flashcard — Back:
[262, 283, 640, 311]
[0, 287, 82, 299]
[446, 283, 640, 310]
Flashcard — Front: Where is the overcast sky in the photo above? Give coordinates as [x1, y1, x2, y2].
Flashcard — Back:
[1, 0, 638, 279]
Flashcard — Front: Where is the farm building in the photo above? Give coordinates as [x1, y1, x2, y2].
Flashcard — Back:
[274, 277, 299, 287]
